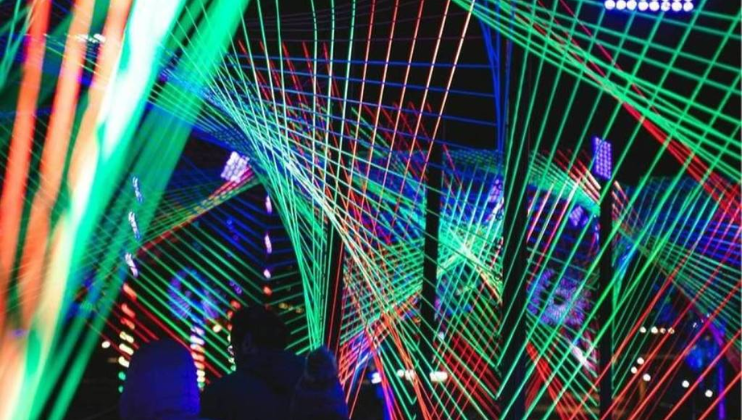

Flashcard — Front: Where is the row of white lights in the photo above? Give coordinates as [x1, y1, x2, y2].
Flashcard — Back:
[681, 380, 715, 398]
[605, 0, 694, 12]
[389, 369, 449, 383]
[639, 325, 674, 334]
[630, 358, 713, 398]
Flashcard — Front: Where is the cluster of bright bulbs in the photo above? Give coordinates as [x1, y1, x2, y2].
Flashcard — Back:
[220, 151, 250, 183]
[190, 326, 207, 388]
[604, 0, 694, 12]
[569, 206, 585, 227]
[639, 325, 675, 334]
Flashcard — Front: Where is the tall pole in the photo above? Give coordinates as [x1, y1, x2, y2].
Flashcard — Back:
[324, 223, 345, 355]
[599, 182, 614, 419]
[418, 140, 442, 417]
[324, 94, 350, 357]
[324, 113, 348, 355]
[501, 140, 528, 420]
[594, 136, 614, 420]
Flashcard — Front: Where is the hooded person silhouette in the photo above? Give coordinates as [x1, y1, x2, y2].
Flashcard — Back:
[120, 339, 210, 420]
[290, 346, 349, 420]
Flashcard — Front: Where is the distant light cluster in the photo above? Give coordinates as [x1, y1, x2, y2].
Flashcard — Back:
[604, 0, 694, 12]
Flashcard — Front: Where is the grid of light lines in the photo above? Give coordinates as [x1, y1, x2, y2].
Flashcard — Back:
[0, 0, 738, 419]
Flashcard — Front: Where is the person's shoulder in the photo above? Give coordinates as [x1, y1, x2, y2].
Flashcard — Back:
[202, 371, 243, 398]
[200, 372, 245, 419]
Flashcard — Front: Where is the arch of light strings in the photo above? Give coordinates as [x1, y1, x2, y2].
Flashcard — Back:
[0, 1, 738, 419]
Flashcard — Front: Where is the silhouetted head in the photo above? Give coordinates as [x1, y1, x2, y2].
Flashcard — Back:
[291, 346, 349, 420]
[230, 306, 289, 365]
[303, 346, 339, 386]
[119, 339, 200, 420]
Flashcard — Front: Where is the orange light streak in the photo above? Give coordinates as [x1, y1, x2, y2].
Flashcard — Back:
[0, 0, 52, 334]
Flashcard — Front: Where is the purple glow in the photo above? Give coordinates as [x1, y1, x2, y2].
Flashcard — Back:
[569, 206, 585, 227]
[265, 195, 273, 215]
[229, 280, 243, 295]
[592, 136, 613, 180]
[527, 268, 590, 328]
[264, 233, 272, 254]
[485, 177, 504, 223]
[221, 152, 249, 182]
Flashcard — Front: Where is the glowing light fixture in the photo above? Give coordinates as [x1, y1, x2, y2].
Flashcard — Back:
[592, 136, 613, 180]
[569, 206, 585, 227]
[119, 331, 134, 343]
[608, 0, 693, 11]
[264, 233, 272, 254]
[125, 253, 138, 277]
[396, 369, 416, 381]
[119, 343, 134, 355]
[221, 151, 250, 182]
[429, 371, 449, 383]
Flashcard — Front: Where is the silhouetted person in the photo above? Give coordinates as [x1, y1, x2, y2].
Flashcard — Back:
[290, 346, 349, 420]
[120, 339, 209, 420]
[201, 306, 304, 420]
